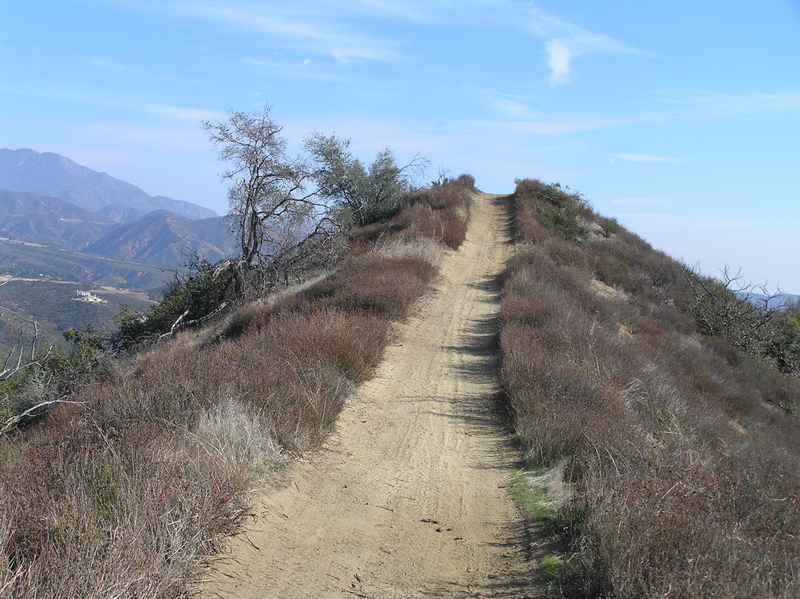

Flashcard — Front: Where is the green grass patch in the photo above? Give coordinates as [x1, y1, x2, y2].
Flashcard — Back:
[510, 468, 556, 521]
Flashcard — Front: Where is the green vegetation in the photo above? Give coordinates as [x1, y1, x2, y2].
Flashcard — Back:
[0, 326, 105, 435]
[0, 176, 474, 597]
[305, 132, 428, 227]
[0, 238, 171, 289]
[0, 280, 154, 357]
[501, 178, 800, 598]
[114, 258, 235, 348]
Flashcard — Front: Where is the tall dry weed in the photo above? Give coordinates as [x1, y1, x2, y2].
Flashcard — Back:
[0, 175, 470, 597]
[502, 178, 800, 598]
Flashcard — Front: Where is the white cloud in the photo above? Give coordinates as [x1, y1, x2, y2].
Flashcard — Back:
[541, 28, 649, 86]
[105, 0, 405, 63]
[73, 121, 211, 150]
[475, 118, 610, 135]
[544, 39, 572, 86]
[469, 87, 620, 133]
[651, 89, 800, 119]
[101, 0, 647, 75]
[88, 57, 135, 71]
[241, 57, 344, 82]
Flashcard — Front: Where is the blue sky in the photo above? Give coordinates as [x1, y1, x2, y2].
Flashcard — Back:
[3, 1, 800, 291]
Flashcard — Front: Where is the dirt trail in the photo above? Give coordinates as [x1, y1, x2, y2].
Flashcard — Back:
[200, 193, 537, 598]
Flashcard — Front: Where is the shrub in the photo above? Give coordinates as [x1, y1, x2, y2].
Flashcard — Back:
[501, 177, 800, 598]
[303, 253, 436, 320]
[115, 258, 235, 348]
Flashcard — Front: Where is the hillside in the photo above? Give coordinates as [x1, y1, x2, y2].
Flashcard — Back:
[499, 179, 800, 597]
[0, 190, 116, 251]
[0, 279, 155, 357]
[0, 149, 219, 220]
[0, 238, 171, 289]
[85, 212, 237, 266]
[1, 178, 798, 598]
[0, 177, 476, 598]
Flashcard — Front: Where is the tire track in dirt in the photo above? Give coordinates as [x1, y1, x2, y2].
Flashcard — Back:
[199, 193, 538, 598]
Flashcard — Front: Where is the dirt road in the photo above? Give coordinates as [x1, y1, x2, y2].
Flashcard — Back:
[200, 193, 537, 598]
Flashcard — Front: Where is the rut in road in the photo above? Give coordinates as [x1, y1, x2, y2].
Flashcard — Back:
[200, 192, 539, 598]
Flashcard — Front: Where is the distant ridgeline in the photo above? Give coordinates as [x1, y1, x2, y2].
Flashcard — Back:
[0, 148, 234, 281]
[0, 148, 234, 349]
[736, 291, 799, 310]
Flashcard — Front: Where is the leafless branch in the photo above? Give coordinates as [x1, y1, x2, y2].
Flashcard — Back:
[0, 398, 87, 437]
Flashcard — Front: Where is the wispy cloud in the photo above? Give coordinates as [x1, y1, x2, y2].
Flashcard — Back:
[6, 82, 223, 124]
[511, 3, 653, 86]
[102, 0, 405, 63]
[651, 89, 800, 119]
[241, 57, 345, 82]
[614, 154, 685, 163]
[470, 87, 621, 134]
[475, 118, 612, 136]
[102, 0, 647, 76]
[542, 31, 650, 86]
[72, 121, 211, 151]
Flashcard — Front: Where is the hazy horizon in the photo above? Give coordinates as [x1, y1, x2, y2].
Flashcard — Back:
[3, 1, 799, 291]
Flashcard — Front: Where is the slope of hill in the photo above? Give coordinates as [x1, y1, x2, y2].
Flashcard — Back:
[0, 178, 477, 598]
[500, 178, 800, 598]
[0, 148, 219, 221]
[0, 189, 118, 251]
[85, 212, 236, 267]
[0, 237, 172, 290]
[0, 279, 155, 358]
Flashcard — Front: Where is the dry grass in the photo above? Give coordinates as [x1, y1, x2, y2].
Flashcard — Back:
[299, 252, 437, 320]
[502, 179, 800, 598]
[0, 177, 475, 598]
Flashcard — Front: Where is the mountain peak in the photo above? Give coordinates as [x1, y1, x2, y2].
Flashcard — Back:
[0, 148, 219, 221]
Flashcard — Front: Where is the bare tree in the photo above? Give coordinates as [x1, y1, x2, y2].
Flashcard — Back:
[684, 264, 783, 354]
[0, 316, 53, 381]
[204, 105, 336, 295]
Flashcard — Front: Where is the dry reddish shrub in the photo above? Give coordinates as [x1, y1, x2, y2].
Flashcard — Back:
[391, 181, 471, 249]
[215, 302, 274, 340]
[502, 178, 800, 598]
[266, 309, 389, 384]
[393, 199, 469, 250]
[305, 253, 436, 320]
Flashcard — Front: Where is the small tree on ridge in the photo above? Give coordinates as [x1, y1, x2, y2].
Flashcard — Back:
[203, 105, 335, 294]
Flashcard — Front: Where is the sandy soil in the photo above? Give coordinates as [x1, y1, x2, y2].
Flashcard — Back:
[199, 193, 538, 598]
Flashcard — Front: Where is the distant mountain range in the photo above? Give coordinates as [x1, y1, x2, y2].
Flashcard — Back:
[0, 149, 237, 283]
[85, 211, 236, 266]
[0, 149, 219, 221]
[737, 291, 799, 310]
